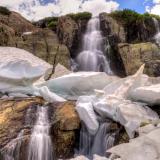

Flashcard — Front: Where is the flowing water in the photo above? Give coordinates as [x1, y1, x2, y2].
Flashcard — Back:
[2, 130, 24, 160]
[28, 106, 53, 160]
[153, 18, 160, 46]
[77, 122, 116, 159]
[75, 17, 112, 74]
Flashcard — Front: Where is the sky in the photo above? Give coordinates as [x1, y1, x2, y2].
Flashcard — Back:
[0, 0, 159, 21]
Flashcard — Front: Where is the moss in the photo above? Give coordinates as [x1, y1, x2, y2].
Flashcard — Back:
[0, 6, 11, 15]
[67, 12, 92, 21]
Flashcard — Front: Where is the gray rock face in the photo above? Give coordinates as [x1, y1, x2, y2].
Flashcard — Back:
[16, 29, 70, 69]
[99, 13, 126, 44]
[117, 42, 160, 76]
[0, 12, 71, 69]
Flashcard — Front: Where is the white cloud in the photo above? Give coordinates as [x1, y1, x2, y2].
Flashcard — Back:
[0, 0, 119, 21]
[82, 0, 119, 16]
[149, 4, 160, 15]
[145, 0, 160, 15]
[153, 0, 160, 4]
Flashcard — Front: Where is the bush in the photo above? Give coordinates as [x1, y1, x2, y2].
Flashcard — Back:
[0, 6, 11, 15]
[47, 21, 58, 30]
[109, 9, 160, 25]
[33, 16, 58, 29]
[67, 12, 92, 21]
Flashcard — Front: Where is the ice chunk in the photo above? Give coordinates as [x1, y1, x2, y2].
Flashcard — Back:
[107, 128, 160, 160]
[130, 84, 160, 105]
[39, 86, 66, 102]
[93, 97, 159, 138]
[0, 47, 52, 79]
[42, 72, 119, 100]
[76, 96, 99, 135]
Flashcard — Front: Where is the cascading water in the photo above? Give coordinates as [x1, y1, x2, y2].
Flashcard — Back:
[28, 106, 53, 160]
[153, 17, 160, 46]
[77, 121, 117, 159]
[2, 130, 24, 160]
[75, 17, 112, 74]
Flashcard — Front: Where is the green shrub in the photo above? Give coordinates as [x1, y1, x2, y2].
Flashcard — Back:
[109, 9, 160, 25]
[0, 6, 11, 15]
[47, 21, 58, 30]
[67, 12, 92, 21]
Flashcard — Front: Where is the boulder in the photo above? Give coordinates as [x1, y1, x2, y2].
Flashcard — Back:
[54, 101, 80, 131]
[117, 42, 160, 76]
[51, 101, 80, 159]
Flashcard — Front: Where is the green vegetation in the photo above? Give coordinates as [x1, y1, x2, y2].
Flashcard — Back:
[67, 12, 92, 21]
[47, 20, 58, 30]
[0, 6, 11, 15]
[109, 9, 160, 25]
[34, 16, 58, 30]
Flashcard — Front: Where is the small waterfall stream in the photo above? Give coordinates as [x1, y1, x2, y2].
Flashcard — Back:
[28, 106, 53, 160]
[2, 130, 24, 160]
[77, 121, 117, 159]
[1, 105, 54, 160]
[153, 18, 160, 46]
[75, 17, 112, 74]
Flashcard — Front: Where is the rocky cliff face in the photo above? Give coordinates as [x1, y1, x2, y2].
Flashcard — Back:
[0, 11, 71, 69]
[117, 43, 160, 76]
[99, 12, 160, 77]
[57, 16, 89, 58]
[0, 10, 160, 77]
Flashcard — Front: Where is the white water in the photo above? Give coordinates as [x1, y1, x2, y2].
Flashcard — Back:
[77, 122, 116, 159]
[28, 106, 53, 160]
[2, 130, 24, 160]
[76, 17, 112, 74]
[153, 18, 160, 46]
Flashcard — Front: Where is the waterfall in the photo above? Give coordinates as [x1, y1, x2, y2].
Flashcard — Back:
[75, 17, 112, 74]
[77, 121, 116, 159]
[153, 17, 160, 33]
[2, 130, 24, 160]
[153, 18, 160, 46]
[28, 106, 53, 160]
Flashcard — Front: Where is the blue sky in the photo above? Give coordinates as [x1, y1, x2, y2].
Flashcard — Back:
[0, 0, 159, 20]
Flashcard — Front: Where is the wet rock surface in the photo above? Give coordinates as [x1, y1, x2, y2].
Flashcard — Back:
[51, 101, 80, 159]
[0, 99, 80, 160]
